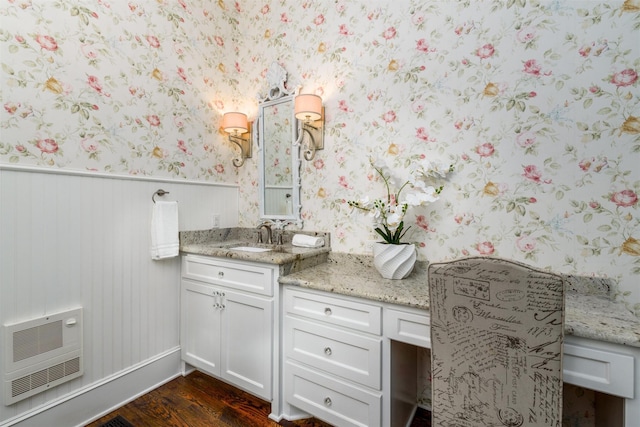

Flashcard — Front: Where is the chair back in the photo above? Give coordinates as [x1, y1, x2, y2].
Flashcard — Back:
[428, 256, 565, 427]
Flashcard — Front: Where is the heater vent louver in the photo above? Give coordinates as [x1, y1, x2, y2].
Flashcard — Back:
[13, 321, 63, 362]
[3, 308, 83, 405]
[10, 357, 81, 399]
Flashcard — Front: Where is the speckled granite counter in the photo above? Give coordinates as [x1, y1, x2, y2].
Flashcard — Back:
[279, 253, 640, 348]
[179, 228, 331, 274]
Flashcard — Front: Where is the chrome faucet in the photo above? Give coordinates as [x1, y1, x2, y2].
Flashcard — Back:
[256, 223, 273, 244]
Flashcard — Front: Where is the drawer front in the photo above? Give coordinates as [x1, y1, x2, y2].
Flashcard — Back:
[563, 342, 634, 398]
[285, 361, 381, 427]
[385, 308, 431, 348]
[285, 316, 381, 389]
[285, 288, 381, 334]
[182, 255, 273, 296]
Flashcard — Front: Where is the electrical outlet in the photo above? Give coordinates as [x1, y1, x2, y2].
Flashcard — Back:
[212, 214, 220, 228]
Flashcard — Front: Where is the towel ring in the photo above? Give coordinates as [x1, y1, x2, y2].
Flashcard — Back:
[152, 189, 169, 203]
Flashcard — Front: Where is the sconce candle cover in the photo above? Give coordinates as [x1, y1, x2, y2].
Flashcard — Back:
[222, 111, 252, 167]
[222, 112, 249, 134]
[294, 94, 322, 122]
[293, 94, 324, 161]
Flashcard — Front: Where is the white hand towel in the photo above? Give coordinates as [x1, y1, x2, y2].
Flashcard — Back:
[292, 234, 325, 248]
[151, 201, 179, 260]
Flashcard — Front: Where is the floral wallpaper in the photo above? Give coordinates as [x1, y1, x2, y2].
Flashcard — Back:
[1, 0, 243, 181]
[2, 3, 637, 317]
[0, 2, 638, 302]
[233, 0, 640, 318]
[0, 0, 640, 314]
[1, 0, 636, 423]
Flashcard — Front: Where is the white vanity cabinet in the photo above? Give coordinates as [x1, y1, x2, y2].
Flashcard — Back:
[180, 255, 274, 400]
[283, 286, 383, 427]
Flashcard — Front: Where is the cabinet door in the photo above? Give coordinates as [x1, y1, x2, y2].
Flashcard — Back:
[220, 288, 273, 400]
[181, 279, 222, 376]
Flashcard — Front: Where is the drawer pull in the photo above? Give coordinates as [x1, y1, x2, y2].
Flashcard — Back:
[324, 347, 332, 356]
[324, 397, 332, 407]
[324, 307, 332, 316]
[218, 271, 224, 278]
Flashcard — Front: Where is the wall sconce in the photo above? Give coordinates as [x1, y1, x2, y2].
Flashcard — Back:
[294, 94, 324, 161]
[222, 112, 252, 167]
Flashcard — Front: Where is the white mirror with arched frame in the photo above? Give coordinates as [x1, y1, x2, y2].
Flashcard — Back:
[255, 63, 302, 227]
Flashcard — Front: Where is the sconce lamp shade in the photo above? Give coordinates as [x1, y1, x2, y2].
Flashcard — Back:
[295, 94, 322, 121]
[222, 112, 248, 134]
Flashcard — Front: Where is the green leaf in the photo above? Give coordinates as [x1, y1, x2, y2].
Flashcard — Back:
[583, 98, 593, 108]
[1, 63, 14, 75]
[583, 213, 593, 223]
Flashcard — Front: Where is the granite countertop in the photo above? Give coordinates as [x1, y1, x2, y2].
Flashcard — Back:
[279, 253, 640, 348]
[179, 228, 331, 273]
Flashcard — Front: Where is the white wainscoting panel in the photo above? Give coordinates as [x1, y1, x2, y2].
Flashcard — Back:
[0, 168, 238, 425]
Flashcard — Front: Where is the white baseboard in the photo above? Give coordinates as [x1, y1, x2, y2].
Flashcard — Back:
[2, 347, 182, 427]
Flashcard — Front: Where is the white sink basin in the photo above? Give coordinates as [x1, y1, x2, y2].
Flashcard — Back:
[231, 246, 272, 253]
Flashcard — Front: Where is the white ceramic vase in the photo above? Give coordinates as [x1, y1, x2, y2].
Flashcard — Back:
[372, 242, 417, 280]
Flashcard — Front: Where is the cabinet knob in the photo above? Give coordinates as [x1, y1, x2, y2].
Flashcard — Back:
[324, 307, 332, 316]
[324, 397, 332, 407]
[218, 271, 224, 278]
[324, 347, 332, 356]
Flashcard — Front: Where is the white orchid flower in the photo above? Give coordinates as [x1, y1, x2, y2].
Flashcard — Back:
[386, 211, 404, 229]
[348, 156, 453, 244]
[414, 158, 451, 179]
[404, 191, 439, 206]
[357, 196, 373, 209]
[372, 157, 398, 186]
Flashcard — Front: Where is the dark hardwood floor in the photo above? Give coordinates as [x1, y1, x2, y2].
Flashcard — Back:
[86, 370, 431, 427]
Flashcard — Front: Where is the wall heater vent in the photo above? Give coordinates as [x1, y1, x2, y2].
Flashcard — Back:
[3, 308, 83, 405]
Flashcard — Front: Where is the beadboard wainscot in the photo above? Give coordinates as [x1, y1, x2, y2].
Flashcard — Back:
[0, 166, 238, 427]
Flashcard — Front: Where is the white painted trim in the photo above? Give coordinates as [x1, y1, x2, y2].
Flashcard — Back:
[0, 164, 238, 188]
[1, 347, 182, 427]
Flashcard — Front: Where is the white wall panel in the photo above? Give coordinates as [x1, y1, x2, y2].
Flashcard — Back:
[0, 168, 239, 424]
